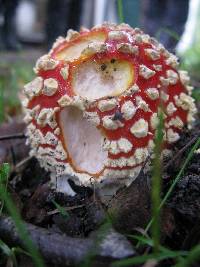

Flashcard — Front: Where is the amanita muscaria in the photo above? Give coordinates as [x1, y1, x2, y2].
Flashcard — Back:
[23, 22, 197, 196]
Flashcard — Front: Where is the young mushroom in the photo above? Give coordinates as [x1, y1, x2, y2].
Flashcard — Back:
[23, 22, 197, 198]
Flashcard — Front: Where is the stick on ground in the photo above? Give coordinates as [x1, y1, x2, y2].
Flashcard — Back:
[0, 216, 134, 266]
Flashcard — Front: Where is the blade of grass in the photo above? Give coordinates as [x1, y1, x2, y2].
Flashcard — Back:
[175, 244, 200, 267]
[155, 27, 180, 42]
[0, 239, 18, 266]
[112, 250, 187, 267]
[129, 234, 188, 257]
[51, 200, 69, 219]
[0, 239, 30, 267]
[0, 161, 9, 215]
[151, 111, 164, 253]
[0, 81, 4, 123]
[0, 163, 45, 267]
[192, 88, 200, 102]
[128, 235, 165, 252]
[144, 136, 200, 236]
[128, 234, 154, 247]
[12, 246, 30, 257]
[117, 0, 124, 23]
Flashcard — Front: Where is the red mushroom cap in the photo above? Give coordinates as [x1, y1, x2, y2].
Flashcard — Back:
[23, 23, 197, 195]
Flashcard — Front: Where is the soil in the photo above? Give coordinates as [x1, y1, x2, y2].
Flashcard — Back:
[0, 115, 199, 266]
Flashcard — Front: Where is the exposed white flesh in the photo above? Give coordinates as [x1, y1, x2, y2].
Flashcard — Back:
[72, 59, 133, 100]
[60, 106, 107, 174]
[55, 32, 106, 61]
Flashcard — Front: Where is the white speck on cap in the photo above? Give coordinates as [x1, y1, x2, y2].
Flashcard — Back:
[60, 65, 69, 80]
[144, 48, 160, 60]
[146, 88, 159, 100]
[167, 128, 180, 143]
[130, 119, 149, 138]
[139, 65, 155, 79]
[43, 78, 58, 96]
[24, 77, 43, 99]
[166, 102, 177, 115]
[121, 100, 136, 120]
[98, 98, 117, 112]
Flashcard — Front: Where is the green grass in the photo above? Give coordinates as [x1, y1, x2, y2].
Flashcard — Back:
[175, 244, 200, 267]
[117, 0, 124, 24]
[150, 111, 164, 253]
[192, 88, 200, 102]
[0, 238, 30, 267]
[51, 199, 69, 219]
[180, 46, 200, 80]
[112, 251, 187, 267]
[0, 85, 4, 123]
[113, 234, 188, 267]
[0, 160, 8, 215]
[0, 63, 33, 123]
[0, 238, 18, 266]
[0, 163, 45, 267]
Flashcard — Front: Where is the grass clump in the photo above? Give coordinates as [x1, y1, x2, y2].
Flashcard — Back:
[0, 163, 45, 267]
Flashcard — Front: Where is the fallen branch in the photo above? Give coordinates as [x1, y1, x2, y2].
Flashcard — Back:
[12, 156, 32, 172]
[0, 133, 26, 141]
[47, 204, 85, 216]
[0, 216, 134, 266]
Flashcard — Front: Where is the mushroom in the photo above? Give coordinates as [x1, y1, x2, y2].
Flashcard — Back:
[23, 22, 197, 198]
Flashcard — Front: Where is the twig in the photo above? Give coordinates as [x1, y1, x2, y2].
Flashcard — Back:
[10, 146, 16, 166]
[0, 133, 26, 141]
[47, 204, 85, 216]
[14, 156, 32, 171]
[0, 216, 134, 266]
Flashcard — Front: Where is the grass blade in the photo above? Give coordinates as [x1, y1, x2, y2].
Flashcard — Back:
[175, 244, 200, 267]
[151, 111, 164, 253]
[0, 239, 18, 266]
[112, 250, 187, 267]
[0, 163, 45, 267]
[128, 234, 154, 247]
[0, 162, 9, 215]
[52, 200, 69, 219]
[0, 83, 4, 123]
[117, 0, 124, 23]
[192, 88, 200, 102]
